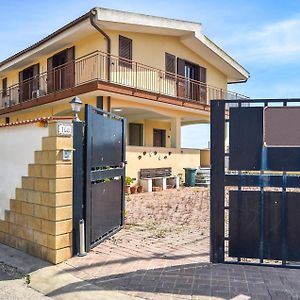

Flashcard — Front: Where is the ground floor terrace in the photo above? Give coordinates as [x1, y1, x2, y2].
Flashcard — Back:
[0, 91, 211, 182]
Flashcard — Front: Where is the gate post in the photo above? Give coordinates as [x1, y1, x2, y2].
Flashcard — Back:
[210, 100, 225, 263]
[72, 121, 84, 255]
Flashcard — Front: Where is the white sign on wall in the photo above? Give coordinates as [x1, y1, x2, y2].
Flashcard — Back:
[57, 122, 72, 137]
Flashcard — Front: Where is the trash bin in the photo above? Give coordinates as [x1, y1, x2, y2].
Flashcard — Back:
[183, 168, 197, 187]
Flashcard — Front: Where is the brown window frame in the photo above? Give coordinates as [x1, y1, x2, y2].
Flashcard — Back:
[2, 77, 7, 97]
[119, 35, 133, 68]
[153, 128, 166, 147]
[165, 53, 176, 80]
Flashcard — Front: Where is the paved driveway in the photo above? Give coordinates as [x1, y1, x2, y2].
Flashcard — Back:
[60, 188, 300, 299]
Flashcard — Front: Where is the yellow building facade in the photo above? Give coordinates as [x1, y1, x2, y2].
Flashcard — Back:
[0, 7, 249, 180]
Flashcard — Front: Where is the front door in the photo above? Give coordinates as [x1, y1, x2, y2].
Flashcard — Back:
[153, 129, 166, 147]
[129, 123, 143, 146]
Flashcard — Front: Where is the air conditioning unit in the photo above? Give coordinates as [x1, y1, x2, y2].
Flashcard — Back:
[32, 89, 46, 98]
[4, 100, 16, 108]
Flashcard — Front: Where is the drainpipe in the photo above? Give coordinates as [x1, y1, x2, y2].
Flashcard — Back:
[89, 8, 111, 81]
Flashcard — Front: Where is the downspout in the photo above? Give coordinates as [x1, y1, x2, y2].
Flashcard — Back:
[89, 8, 111, 82]
[89, 8, 112, 111]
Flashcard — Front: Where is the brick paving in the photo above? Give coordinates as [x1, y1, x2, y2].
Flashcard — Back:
[59, 188, 300, 299]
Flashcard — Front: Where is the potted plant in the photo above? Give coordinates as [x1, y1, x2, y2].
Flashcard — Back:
[125, 176, 133, 194]
[137, 185, 144, 193]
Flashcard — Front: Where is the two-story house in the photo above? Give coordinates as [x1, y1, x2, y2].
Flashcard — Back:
[0, 7, 249, 180]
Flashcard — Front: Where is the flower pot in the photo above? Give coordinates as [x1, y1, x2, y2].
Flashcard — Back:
[125, 185, 131, 194]
[137, 185, 144, 193]
[130, 186, 137, 194]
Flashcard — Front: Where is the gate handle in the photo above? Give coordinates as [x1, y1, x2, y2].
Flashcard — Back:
[121, 161, 127, 168]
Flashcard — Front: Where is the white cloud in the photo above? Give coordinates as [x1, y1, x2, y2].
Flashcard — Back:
[224, 15, 300, 64]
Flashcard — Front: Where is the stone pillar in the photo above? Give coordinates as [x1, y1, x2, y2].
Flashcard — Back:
[170, 117, 181, 148]
[0, 120, 73, 264]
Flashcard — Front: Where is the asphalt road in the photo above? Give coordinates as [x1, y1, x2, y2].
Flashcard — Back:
[0, 263, 50, 300]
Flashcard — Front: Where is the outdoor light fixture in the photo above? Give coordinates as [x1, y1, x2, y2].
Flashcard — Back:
[113, 108, 123, 112]
[70, 96, 83, 121]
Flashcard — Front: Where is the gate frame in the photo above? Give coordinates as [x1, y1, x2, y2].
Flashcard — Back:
[210, 98, 300, 268]
[72, 105, 126, 255]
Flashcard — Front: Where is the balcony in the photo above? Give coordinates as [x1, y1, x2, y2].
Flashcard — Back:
[0, 51, 248, 113]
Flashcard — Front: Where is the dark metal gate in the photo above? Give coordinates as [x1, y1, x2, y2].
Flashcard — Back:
[73, 104, 126, 253]
[211, 99, 300, 267]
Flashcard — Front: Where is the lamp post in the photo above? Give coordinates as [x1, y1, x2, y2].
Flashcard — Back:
[69, 96, 83, 121]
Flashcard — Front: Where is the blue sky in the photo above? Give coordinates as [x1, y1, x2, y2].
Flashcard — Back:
[1, 0, 300, 148]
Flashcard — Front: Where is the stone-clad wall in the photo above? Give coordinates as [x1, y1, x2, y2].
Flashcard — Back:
[0, 120, 73, 264]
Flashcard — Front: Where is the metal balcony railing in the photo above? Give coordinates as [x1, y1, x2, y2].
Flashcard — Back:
[0, 50, 248, 109]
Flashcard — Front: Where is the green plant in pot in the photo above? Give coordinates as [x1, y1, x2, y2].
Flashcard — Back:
[125, 176, 134, 194]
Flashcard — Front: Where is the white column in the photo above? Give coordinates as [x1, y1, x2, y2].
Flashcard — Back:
[170, 117, 181, 148]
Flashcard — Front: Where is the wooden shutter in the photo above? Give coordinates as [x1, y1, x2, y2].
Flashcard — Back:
[199, 66, 207, 103]
[32, 64, 40, 92]
[19, 71, 24, 103]
[177, 58, 186, 98]
[165, 53, 176, 79]
[119, 35, 132, 67]
[65, 47, 75, 88]
[199, 66, 206, 83]
[2, 77, 7, 97]
[47, 56, 53, 93]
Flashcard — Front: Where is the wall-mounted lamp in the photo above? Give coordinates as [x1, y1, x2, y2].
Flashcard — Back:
[69, 96, 83, 121]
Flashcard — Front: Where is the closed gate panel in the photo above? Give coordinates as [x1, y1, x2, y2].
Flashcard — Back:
[229, 191, 283, 260]
[286, 193, 300, 261]
[91, 179, 123, 243]
[229, 191, 260, 258]
[91, 113, 123, 167]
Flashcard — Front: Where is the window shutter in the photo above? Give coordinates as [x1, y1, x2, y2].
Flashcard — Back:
[119, 35, 132, 67]
[165, 53, 175, 73]
[165, 53, 176, 79]
[47, 56, 53, 93]
[177, 58, 186, 98]
[65, 46, 75, 88]
[2, 77, 7, 97]
[199, 66, 206, 83]
[32, 64, 40, 92]
[19, 71, 24, 102]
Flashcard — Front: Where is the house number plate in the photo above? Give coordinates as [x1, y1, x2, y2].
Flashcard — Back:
[57, 123, 72, 136]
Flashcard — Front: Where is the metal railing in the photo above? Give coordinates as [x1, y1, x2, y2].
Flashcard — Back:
[0, 50, 248, 109]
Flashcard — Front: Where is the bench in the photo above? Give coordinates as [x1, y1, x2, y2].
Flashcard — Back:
[139, 167, 180, 192]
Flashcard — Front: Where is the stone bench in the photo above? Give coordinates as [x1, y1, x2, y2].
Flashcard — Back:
[139, 168, 180, 192]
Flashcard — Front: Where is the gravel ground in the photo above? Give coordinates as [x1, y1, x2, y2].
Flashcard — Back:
[0, 262, 50, 300]
[125, 187, 210, 238]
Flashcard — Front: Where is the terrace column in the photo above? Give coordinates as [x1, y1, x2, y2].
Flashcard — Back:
[171, 117, 181, 148]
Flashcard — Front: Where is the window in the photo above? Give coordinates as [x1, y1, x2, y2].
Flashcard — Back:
[2, 78, 7, 97]
[153, 129, 166, 147]
[129, 123, 143, 146]
[165, 53, 176, 79]
[119, 35, 132, 68]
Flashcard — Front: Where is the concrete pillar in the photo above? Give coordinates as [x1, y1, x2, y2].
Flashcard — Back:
[171, 117, 181, 148]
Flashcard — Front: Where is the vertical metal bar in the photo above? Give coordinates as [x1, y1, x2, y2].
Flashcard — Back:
[210, 100, 225, 263]
[121, 118, 126, 226]
[281, 100, 287, 265]
[84, 104, 92, 251]
[237, 101, 242, 262]
[259, 101, 268, 263]
[72, 121, 84, 255]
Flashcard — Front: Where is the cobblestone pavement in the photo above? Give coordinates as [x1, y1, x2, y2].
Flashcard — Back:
[60, 188, 300, 300]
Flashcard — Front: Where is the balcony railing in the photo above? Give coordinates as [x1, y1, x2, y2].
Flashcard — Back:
[0, 50, 248, 109]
